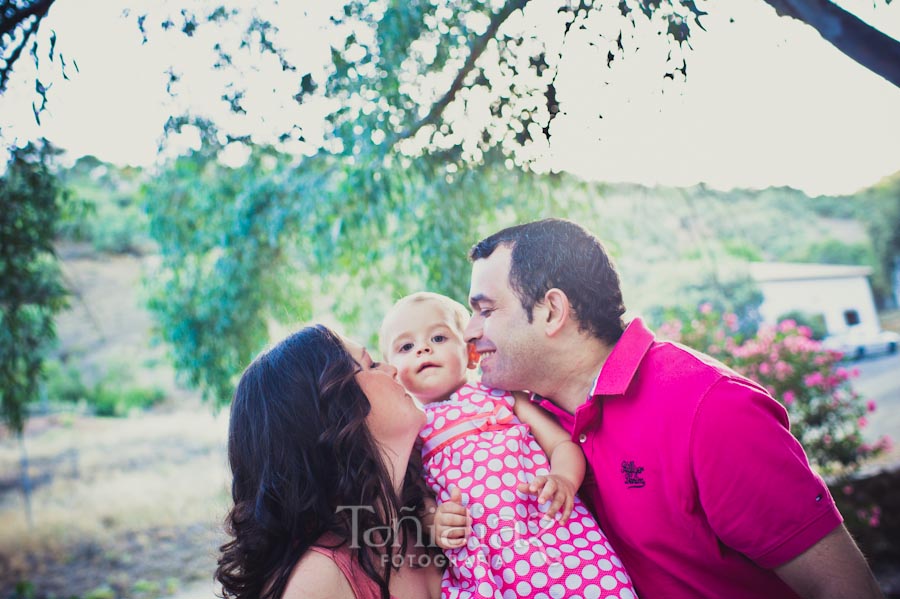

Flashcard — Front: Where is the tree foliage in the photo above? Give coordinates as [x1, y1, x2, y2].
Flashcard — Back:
[0, 140, 68, 433]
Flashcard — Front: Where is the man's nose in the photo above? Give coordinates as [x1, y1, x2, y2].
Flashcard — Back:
[464, 316, 481, 343]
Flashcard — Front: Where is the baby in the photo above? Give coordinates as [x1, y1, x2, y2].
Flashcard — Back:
[380, 292, 636, 599]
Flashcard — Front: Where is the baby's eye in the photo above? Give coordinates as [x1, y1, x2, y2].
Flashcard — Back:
[432, 335, 447, 343]
[399, 343, 414, 353]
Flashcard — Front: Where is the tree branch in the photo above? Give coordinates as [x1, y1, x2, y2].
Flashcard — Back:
[388, 0, 532, 147]
[0, 0, 56, 39]
[764, 0, 900, 88]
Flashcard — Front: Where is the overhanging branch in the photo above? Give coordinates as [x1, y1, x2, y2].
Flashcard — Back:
[765, 0, 900, 88]
[387, 0, 532, 148]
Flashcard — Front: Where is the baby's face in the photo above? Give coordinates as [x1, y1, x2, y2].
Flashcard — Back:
[382, 301, 470, 404]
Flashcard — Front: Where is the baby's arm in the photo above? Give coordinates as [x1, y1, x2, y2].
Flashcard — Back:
[512, 391, 586, 524]
[424, 488, 472, 550]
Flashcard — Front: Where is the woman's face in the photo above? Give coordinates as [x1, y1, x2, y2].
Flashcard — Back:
[343, 338, 426, 446]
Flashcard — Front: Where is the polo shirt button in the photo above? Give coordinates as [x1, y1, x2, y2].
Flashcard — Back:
[578, 433, 587, 443]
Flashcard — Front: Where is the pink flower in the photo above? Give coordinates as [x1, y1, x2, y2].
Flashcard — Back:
[724, 313, 738, 331]
[783, 390, 796, 406]
[700, 302, 713, 315]
[759, 362, 771, 375]
[778, 319, 797, 332]
[869, 515, 880, 528]
[858, 417, 868, 429]
[842, 485, 853, 496]
[867, 400, 877, 413]
[804, 372, 824, 387]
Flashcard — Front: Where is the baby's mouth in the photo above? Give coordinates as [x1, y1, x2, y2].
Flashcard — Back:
[417, 362, 439, 373]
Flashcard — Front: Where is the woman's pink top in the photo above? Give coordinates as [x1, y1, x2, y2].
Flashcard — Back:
[309, 534, 395, 599]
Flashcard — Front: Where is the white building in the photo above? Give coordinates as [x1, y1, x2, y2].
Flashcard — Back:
[749, 262, 879, 336]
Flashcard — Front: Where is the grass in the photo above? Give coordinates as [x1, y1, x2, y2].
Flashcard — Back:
[0, 407, 230, 598]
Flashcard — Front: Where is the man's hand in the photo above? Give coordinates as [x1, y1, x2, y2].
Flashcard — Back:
[433, 486, 472, 550]
[517, 474, 577, 524]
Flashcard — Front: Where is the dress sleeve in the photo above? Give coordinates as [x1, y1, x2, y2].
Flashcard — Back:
[690, 377, 842, 569]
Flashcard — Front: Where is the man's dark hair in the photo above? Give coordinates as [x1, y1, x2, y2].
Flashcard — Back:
[469, 218, 626, 345]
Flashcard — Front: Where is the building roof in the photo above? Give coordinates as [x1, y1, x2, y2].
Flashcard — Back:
[749, 262, 873, 282]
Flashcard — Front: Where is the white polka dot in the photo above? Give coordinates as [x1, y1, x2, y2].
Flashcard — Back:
[533, 452, 548, 464]
[490, 444, 506, 455]
[598, 559, 613, 571]
[584, 585, 602, 599]
[470, 503, 484, 518]
[547, 562, 565, 578]
[457, 476, 473, 489]
[600, 575, 617, 590]
[486, 476, 501, 490]
[484, 494, 500, 509]
[535, 594, 550, 599]
[616, 570, 629, 584]
[523, 458, 534, 469]
[461, 460, 474, 473]
[620, 589, 635, 599]
[503, 591, 516, 599]
[515, 539, 531, 555]
[581, 564, 599, 579]
[474, 449, 489, 462]
[574, 538, 589, 549]
[488, 458, 503, 470]
[478, 582, 493, 596]
[434, 416, 446, 429]
[502, 547, 514, 563]
[586, 530, 602, 542]
[611, 555, 623, 568]
[506, 440, 519, 452]
[502, 472, 517, 486]
[566, 574, 583, 590]
[593, 544, 609, 556]
[515, 560, 530, 576]
[569, 521, 584, 535]
[556, 528, 571, 541]
[564, 555, 580, 569]
[579, 549, 595, 561]
[531, 571, 549, 588]
[470, 484, 485, 498]
[541, 533, 557, 546]
[530, 552, 546, 567]
[549, 583, 566, 598]
[446, 408, 461, 421]
[560, 543, 575, 554]
[473, 564, 487, 579]
[500, 527, 515, 543]
[474, 466, 487, 480]
[473, 523, 486, 538]
[501, 490, 516, 503]
[517, 581, 532, 596]
[517, 504, 528, 519]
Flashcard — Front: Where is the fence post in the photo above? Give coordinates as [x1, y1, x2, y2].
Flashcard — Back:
[19, 432, 34, 529]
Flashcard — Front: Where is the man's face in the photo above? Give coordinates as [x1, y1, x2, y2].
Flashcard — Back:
[465, 245, 541, 391]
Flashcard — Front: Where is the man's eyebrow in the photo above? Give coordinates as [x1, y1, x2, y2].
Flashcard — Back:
[469, 294, 491, 308]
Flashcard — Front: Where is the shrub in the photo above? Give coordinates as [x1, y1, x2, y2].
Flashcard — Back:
[660, 304, 891, 540]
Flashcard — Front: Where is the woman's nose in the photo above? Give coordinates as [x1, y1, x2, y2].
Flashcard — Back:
[382, 362, 398, 378]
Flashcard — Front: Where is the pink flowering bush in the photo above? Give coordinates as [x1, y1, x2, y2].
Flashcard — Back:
[659, 303, 890, 477]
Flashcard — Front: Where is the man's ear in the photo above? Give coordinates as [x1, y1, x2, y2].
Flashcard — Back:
[543, 288, 571, 337]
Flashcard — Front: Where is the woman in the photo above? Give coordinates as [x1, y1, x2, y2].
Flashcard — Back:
[216, 325, 442, 599]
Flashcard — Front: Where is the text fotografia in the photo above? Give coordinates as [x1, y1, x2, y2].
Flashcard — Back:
[336, 505, 563, 568]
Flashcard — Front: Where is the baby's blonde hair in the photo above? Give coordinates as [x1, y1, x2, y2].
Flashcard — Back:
[379, 292, 471, 358]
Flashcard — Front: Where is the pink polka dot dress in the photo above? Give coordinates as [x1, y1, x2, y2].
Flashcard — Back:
[420, 382, 637, 599]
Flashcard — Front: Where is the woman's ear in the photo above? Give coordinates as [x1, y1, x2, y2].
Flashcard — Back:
[467, 342, 480, 369]
[543, 288, 570, 337]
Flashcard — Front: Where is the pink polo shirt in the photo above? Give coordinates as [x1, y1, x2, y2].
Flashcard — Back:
[533, 318, 842, 599]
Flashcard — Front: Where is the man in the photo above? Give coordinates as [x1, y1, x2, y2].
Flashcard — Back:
[463, 218, 883, 599]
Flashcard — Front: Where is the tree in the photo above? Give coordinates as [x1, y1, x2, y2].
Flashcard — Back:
[0, 140, 69, 433]
[2, 0, 899, 133]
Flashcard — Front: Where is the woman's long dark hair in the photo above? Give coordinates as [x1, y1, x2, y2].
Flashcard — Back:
[215, 325, 429, 599]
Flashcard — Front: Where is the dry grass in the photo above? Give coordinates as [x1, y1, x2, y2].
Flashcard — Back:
[0, 408, 230, 597]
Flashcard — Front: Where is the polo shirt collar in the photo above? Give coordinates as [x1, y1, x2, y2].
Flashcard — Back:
[589, 317, 654, 397]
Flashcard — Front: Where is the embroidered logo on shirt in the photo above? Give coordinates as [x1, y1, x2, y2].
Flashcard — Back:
[621, 460, 645, 488]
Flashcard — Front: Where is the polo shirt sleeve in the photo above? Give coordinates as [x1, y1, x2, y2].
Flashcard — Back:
[690, 377, 842, 569]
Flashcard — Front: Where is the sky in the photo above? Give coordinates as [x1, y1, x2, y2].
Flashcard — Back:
[1, 0, 899, 196]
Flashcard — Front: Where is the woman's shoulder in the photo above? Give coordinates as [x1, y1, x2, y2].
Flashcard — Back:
[282, 546, 356, 599]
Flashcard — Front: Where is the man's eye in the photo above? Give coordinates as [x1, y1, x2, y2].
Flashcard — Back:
[399, 343, 413, 352]
[432, 335, 447, 343]
[480, 309, 493, 317]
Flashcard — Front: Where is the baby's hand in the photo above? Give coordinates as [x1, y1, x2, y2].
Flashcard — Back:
[517, 474, 576, 525]
[434, 486, 471, 550]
